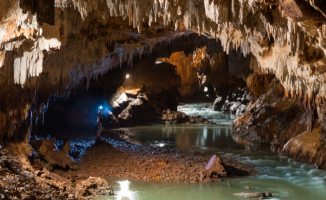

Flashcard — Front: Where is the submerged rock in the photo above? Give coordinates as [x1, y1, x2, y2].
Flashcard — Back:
[233, 192, 272, 199]
[244, 186, 252, 190]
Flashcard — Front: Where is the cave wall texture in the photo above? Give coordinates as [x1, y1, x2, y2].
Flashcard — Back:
[1, 0, 326, 167]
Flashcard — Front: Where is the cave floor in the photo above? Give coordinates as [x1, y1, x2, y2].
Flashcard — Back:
[51, 127, 326, 200]
[53, 131, 252, 185]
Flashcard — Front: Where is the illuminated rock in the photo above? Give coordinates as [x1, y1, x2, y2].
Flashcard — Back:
[204, 155, 226, 177]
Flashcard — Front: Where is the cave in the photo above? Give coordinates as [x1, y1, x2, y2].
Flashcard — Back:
[1, 0, 326, 199]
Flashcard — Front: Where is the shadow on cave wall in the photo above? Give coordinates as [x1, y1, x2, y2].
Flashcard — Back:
[20, 0, 55, 25]
[38, 62, 130, 139]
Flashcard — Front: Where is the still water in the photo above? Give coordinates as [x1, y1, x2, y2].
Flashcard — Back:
[101, 103, 326, 200]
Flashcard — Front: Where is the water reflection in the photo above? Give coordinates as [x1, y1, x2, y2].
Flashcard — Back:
[128, 124, 251, 151]
[116, 180, 135, 200]
[232, 132, 257, 150]
[127, 103, 259, 151]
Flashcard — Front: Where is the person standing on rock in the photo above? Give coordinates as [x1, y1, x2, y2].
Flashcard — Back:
[97, 106, 104, 138]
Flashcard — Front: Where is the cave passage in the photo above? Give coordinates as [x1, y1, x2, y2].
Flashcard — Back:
[105, 108, 326, 200]
[31, 56, 326, 200]
[1, 0, 326, 199]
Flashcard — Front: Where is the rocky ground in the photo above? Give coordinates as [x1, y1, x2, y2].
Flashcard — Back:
[0, 144, 114, 199]
[53, 130, 253, 185]
[0, 127, 253, 199]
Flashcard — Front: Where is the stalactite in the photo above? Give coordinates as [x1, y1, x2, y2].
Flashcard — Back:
[1, 0, 326, 141]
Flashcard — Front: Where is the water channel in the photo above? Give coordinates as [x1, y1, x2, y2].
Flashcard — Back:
[101, 103, 326, 200]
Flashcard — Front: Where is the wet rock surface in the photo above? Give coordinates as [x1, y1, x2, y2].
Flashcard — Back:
[213, 86, 250, 115]
[233, 192, 272, 199]
[232, 77, 326, 170]
[233, 78, 308, 150]
[281, 123, 326, 169]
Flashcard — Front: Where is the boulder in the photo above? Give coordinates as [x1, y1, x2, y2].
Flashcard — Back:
[280, 123, 326, 169]
[32, 139, 76, 171]
[199, 155, 226, 182]
[161, 110, 190, 124]
[213, 96, 225, 111]
[236, 104, 247, 115]
[75, 177, 114, 198]
[222, 101, 241, 113]
[216, 87, 250, 114]
[117, 105, 135, 127]
[205, 155, 226, 177]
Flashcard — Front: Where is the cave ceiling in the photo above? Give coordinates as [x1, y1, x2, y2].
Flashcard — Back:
[1, 0, 326, 139]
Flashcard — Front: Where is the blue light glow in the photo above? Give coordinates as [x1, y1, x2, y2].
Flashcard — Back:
[98, 102, 112, 117]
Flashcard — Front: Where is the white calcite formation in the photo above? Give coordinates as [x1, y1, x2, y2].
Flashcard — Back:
[0, 0, 325, 101]
[0, 0, 326, 140]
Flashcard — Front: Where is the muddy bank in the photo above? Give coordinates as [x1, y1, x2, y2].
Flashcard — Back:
[67, 130, 253, 184]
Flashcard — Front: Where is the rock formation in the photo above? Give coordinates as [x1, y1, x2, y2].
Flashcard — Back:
[0, 145, 114, 199]
[1, 0, 326, 170]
